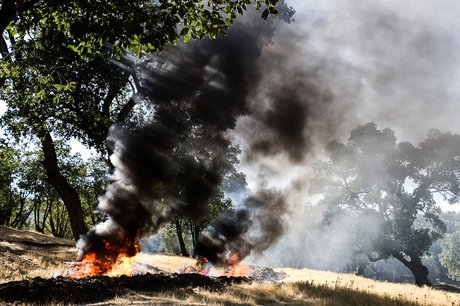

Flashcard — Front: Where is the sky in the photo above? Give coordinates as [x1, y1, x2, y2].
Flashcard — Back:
[287, 0, 460, 143]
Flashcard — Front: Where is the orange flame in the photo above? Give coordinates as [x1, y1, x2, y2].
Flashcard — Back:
[178, 253, 252, 277]
[69, 237, 140, 278]
[224, 253, 253, 277]
[177, 256, 215, 276]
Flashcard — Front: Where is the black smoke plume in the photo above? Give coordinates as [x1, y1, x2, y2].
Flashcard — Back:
[194, 190, 288, 265]
[76, 3, 297, 265]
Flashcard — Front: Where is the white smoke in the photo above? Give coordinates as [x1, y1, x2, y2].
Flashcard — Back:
[236, 0, 460, 270]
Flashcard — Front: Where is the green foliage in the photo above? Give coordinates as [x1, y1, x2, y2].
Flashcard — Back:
[0, 144, 30, 228]
[160, 223, 193, 255]
[439, 229, 460, 281]
[3, 0, 281, 59]
[0, 28, 135, 158]
[0, 137, 108, 239]
[78, 157, 109, 228]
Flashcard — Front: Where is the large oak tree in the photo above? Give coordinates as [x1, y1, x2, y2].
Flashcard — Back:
[311, 122, 460, 286]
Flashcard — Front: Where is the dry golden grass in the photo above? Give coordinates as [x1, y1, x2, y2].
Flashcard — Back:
[274, 268, 460, 306]
[88, 282, 418, 305]
[1, 226, 459, 305]
[0, 226, 76, 283]
[136, 252, 197, 273]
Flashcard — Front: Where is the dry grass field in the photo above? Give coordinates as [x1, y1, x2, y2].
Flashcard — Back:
[1, 225, 459, 305]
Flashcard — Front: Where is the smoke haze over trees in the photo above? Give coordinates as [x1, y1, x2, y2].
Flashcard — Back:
[309, 123, 460, 286]
[1, 0, 460, 288]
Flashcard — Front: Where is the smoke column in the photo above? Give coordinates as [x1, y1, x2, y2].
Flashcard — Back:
[76, 3, 298, 264]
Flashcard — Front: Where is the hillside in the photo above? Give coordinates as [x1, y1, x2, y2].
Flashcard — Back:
[0, 226, 459, 305]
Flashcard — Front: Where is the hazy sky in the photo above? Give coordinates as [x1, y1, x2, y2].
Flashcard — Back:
[287, 0, 460, 143]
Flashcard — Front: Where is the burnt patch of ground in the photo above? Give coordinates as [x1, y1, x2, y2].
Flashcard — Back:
[0, 273, 250, 304]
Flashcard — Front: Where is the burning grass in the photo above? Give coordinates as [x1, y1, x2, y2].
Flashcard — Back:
[69, 237, 141, 277]
[1, 226, 460, 305]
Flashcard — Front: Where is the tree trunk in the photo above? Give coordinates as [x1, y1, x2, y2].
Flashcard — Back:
[36, 128, 87, 240]
[393, 251, 432, 287]
[356, 264, 366, 276]
[173, 216, 189, 257]
[188, 220, 200, 251]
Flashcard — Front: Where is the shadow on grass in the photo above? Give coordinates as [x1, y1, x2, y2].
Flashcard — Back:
[0, 276, 423, 305]
[288, 281, 419, 305]
[130, 281, 421, 305]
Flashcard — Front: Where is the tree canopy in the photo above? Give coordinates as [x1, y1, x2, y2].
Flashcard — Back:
[311, 122, 460, 286]
[0, 0, 286, 240]
[0, 0, 281, 59]
[440, 229, 460, 281]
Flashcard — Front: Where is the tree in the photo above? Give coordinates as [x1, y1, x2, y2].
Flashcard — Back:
[0, 28, 135, 239]
[0, 0, 282, 84]
[170, 188, 233, 257]
[2, 0, 281, 49]
[311, 122, 460, 286]
[439, 230, 460, 281]
[163, 128, 241, 257]
[78, 157, 109, 228]
[0, 143, 31, 228]
[0, 0, 287, 240]
[1, 138, 107, 240]
[186, 188, 233, 250]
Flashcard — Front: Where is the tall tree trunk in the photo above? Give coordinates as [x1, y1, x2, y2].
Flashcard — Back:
[173, 215, 189, 257]
[356, 264, 366, 276]
[188, 220, 199, 251]
[36, 128, 87, 240]
[393, 251, 432, 287]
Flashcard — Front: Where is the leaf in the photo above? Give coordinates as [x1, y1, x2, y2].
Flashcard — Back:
[184, 34, 191, 43]
[269, 7, 278, 15]
[262, 9, 269, 20]
[180, 27, 189, 35]
[67, 44, 77, 52]
[54, 84, 62, 90]
[2, 66, 10, 75]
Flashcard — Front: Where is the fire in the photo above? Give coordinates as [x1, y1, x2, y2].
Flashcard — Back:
[177, 256, 216, 276]
[177, 253, 253, 277]
[224, 253, 253, 277]
[69, 237, 140, 278]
